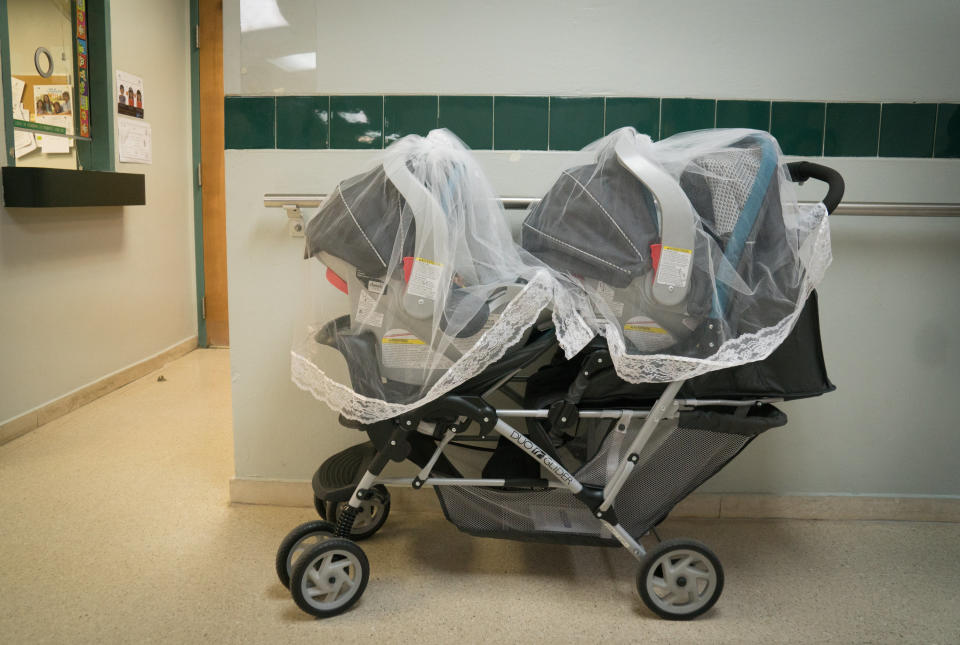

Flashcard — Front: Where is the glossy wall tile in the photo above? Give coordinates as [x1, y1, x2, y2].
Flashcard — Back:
[225, 95, 958, 157]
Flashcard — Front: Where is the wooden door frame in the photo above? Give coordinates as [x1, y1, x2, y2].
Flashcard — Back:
[191, 0, 228, 347]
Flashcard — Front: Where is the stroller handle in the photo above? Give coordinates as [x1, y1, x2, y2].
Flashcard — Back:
[786, 161, 845, 214]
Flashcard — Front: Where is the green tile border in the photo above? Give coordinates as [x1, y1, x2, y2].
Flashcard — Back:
[384, 95, 438, 145]
[716, 100, 770, 131]
[494, 96, 549, 150]
[438, 95, 492, 149]
[934, 104, 960, 159]
[879, 103, 936, 158]
[223, 95, 960, 158]
[549, 97, 604, 151]
[661, 98, 716, 139]
[604, 97, 660, 139]
[276, 96, 329, 149]
[824, 103, 880, 157]
[224, 96, 275, 149]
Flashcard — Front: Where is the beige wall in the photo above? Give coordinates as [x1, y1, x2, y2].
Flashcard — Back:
[0, 1, 198, 423]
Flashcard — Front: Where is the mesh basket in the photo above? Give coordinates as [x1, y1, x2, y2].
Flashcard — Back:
[579, 405, 786, 537]
[437, 405, 785, 544]
[435, 486, 617, 546]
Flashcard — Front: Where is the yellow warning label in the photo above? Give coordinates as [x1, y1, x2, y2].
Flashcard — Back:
[623, 324, 668, 334]
[662, 246, 692, 254]
[382, 337, 426, 345]
[414, 257, 441, 266]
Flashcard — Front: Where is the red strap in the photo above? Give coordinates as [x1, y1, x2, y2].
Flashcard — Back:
[402, 256, 414, 283]
[650, 244, 662, 272]
[326, 267, 349, 294]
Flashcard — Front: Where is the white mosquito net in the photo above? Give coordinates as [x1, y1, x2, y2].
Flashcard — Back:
[292, 129, 561, 423]
[522, 127, 832, 383]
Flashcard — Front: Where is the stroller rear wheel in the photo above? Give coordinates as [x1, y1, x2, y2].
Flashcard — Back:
[290, 538, 369, 618]
[637, 538, 724, 620]
[324, 485, 391, 541]
[313, 495, 327, 519]
[275, 520, 336, 589]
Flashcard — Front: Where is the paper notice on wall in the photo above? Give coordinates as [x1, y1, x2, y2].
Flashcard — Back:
[11, 76, 26, 105]
[36, 115, 73, 154]
[118, 117, 152, 164]
[13, 104, 37, 159]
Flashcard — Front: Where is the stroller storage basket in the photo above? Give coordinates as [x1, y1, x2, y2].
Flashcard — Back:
[589, 405, 786, 537]
[439, 404, 785, 546]
[435, 486, 617, 547]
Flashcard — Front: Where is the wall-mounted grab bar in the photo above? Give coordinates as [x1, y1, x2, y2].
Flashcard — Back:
[264, 194, 960, 217]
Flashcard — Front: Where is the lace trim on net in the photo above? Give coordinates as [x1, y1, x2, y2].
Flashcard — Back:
[293, 206, 832, 417]
[291, 271, 555, 424]
[603, 210, 831, 383]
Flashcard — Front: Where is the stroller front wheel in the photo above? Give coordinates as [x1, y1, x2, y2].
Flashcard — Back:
[324, 485, 391, 541]
[637, 538, 724, 620]
[290, 538, 370, 618]
[275, 520, 336, 589]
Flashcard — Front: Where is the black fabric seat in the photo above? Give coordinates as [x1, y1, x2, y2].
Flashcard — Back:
[525, 292, 833, 410]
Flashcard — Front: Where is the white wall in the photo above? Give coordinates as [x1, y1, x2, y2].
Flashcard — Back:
[0, 1, 197, 424]
[227, 0, 960, 101]
[224, 1, 960, 496]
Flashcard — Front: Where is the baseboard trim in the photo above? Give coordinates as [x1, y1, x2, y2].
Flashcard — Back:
[0, 336, 199, 446]
[228, 477, 960, 523]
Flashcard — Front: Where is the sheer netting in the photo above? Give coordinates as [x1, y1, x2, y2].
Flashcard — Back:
[523, 127, 832, 383]
[291, 130, 566, 423]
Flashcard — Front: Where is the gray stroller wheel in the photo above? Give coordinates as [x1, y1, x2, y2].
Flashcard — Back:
[290, 538, 369, 618]
[275, 520, 336, 589]
[637, 538, 724, 620]
[324, 485, 391, 541]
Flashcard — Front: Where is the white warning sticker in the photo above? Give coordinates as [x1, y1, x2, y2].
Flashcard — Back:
[623, 316, 676, 352]
[381, 330, 429, 368]
[355, 289, 384, 328]
[366, 279, 385, 295]
[594, 281, 624, 317]
[655, 246, 692, 288]
[380, 330, 454, 370]
[406, 258, 443, 300]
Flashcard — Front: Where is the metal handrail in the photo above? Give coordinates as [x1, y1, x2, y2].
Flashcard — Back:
[265, 194, 960, 217]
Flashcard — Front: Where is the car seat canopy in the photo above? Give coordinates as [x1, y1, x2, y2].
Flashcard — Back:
[523, 127, 832, 383]
[304, 165, 412, 276]
[292, 130, 558, 423]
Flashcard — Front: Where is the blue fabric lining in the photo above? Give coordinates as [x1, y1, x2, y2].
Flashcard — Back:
[711, 135, 778, 318]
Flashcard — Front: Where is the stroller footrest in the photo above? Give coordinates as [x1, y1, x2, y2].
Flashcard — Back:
[312, 442, 378, 503]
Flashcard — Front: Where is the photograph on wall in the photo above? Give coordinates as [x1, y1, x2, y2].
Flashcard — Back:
[33, 84, 73, 116]
[116, 70, 145, 118]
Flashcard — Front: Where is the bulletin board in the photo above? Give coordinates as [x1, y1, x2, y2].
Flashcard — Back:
[13, 74, 71, 121]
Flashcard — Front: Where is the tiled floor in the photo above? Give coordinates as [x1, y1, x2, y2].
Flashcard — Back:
[1, 349, 958, 644]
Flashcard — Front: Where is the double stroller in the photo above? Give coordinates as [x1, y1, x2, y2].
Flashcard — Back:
[277, 128, 843, 619]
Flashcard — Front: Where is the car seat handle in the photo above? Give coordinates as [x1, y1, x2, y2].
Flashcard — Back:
[614, 137, 696, 307]
[383, 157, 450, 319]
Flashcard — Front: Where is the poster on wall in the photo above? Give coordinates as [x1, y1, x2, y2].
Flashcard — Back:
[116, 70, 145, 119]
[33, 85, 73, 116]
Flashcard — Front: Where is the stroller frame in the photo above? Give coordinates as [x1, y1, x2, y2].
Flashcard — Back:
[348, 378, 776, 561]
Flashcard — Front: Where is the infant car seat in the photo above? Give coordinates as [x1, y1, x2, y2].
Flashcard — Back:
[522, 127, 831, 382]
[293, 130, 556, 422]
